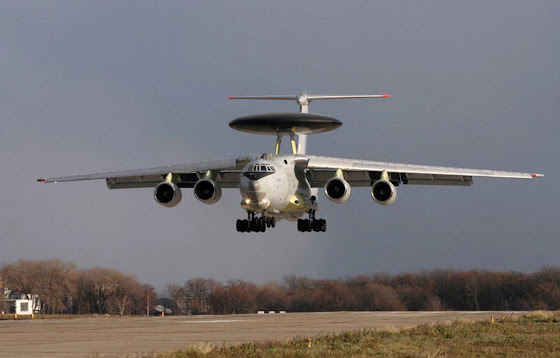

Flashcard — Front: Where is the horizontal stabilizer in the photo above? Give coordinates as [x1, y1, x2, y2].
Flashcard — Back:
[229, 92, 391, 114]
[228, 94, 391, 102]
[228, 96, 297, 100]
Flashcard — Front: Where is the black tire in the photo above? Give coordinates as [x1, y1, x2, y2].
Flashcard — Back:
[303, 219, 311, 232]
[236, 219, 243, 232]
[244, 219, 251, 233]
[271, 217, 276, 228]
[321, 219, 327, 232]
[312, 220, 320, 232]
[259, 217, 266, 232]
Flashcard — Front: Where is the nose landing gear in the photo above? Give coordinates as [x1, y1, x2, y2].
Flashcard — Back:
[236, 211, 276, 233]
[297, 210, 327, 232]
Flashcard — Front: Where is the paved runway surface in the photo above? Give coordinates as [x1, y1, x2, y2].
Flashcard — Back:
[0, 311, 524, 357]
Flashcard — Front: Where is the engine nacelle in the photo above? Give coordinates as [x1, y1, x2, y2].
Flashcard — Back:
[194, 178, 222, 204]
[154, 182, 182, 207]
[371, 179, 397, 206]
[324, 177, 351, 203]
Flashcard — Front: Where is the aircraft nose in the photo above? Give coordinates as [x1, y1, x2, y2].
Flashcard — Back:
[241, 192, 269, 210]
[247, 179, 261, 192]
[256, 197, 270, 209]
[239, 175, 269, 210]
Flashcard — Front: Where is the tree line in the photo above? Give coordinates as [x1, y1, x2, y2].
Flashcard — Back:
[2, 260, 559, 315]
[167, 267, 560, 315]
[0, 260, 155, 315]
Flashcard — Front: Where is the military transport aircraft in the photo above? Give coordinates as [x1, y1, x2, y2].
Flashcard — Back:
[38, 93, 543, 233]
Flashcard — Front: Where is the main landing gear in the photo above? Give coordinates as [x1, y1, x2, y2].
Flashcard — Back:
[297, 210, 327, 232]
[236, 211, 276, 233]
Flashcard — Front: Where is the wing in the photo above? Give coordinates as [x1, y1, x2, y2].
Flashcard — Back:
[37, 154, 260, 189]
[303, 155, 543, 187]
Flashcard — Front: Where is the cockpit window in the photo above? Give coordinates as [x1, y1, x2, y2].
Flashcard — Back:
[248, 163, 275, 173]
[243, 162, 276, 180]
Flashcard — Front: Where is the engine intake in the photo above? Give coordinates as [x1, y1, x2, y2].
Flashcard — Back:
[324, 177, 351, 203]
[194, 178, 222, 204]
[154, 182, 182, 207]
[371, 179, 397, 206]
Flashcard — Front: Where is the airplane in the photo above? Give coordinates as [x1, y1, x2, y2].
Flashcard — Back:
[38, 93, 543, 233]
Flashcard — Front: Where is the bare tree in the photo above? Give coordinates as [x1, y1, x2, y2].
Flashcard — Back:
[141, 284, 156, 316]
[1, 260, 40, 310]
[76, 267, 117, 314]
[4, 259, 560, 315]
[183, 278, 220, 314]
[361, 282, 405, 311]
[1, 259, 77, 313]
[208, 285, 228, 314]
[225, 280, 257, 314]
[112, 272, 143, 315]
[255, 282, 287, 312]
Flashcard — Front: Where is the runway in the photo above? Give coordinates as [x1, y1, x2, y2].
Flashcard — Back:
[0, 311, 524, 357]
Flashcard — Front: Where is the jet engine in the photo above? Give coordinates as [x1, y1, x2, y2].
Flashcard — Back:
[194, 178, 222, 204]
[371, 179, 397, 206]
[154, 181, 182, 207]
[324, 177, 351, 203]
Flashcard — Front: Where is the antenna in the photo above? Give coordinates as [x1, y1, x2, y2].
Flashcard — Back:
[228, 93, 391, 154]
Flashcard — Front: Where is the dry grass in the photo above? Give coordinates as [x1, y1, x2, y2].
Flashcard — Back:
[155, 311, 560, 357]
[0, 313, 123, 320]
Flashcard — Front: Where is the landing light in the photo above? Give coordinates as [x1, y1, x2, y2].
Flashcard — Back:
[245, 199, 251, 205]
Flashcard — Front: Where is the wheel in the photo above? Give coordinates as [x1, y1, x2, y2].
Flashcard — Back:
[297, 219, 303, 232]
[236, 219, 243, 232]
[251, 217, 259, 232]
[271, 217, 276, 228]
[312, 219, 326, 232]
[244, 219, 251, 232]
[312, 220, 320, 232]
[259, 217, 266, 232]
[303, 219, 312, 232]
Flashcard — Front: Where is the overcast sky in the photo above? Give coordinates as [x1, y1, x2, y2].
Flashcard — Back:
[1, 1, 558, 290]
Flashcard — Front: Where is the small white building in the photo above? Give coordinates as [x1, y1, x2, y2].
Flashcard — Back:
[15, 299, 33, 315]
[3, 290, 41, 314]
[5, 299, 33, 315]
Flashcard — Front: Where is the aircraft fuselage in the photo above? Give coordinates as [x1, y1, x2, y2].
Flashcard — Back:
[239, 155, 317, 222]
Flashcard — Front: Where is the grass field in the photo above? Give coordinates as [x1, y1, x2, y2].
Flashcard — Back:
[155, 311, 560, 358]
[0, 313, 118, 320]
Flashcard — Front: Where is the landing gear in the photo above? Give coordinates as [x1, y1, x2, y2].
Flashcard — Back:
[266, 216, 276, 228]
[236, 212, 276, 233]
[297, 210, 327, 232]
